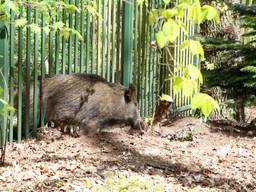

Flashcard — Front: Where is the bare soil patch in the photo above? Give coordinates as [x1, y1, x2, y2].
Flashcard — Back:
[0, 117, 255, 191]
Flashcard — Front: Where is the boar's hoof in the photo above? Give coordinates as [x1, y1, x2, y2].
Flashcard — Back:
[47, 121, 55, 128]
[129, 121, 147, 135]
[132, 120, 147, 131]
[60, 124, 80, 138]
[139, 121, 148, 131]
[69, 125, 80, 138]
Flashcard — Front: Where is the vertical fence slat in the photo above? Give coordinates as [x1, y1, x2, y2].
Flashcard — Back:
[186, 9, 191, 116]
[17, 7, 23, 142]
[9, 11, 15, 143]
[62, 1, 67, 75]
[91, 15, 95, 73]
[80, 1, 85, 73]
[121, 0, 134, 87]
[180, 14, 185, 115]
[25, 6, 31, 139]
[49, 10, 54, 76]
[74, 0, 79, 73]
[0, 21, 8, 144]
[97, 0, 101, 75]
[33, 8, 39, 135]
[40, 14, 46, 128]
[133, 1, 138, 88]
[101, 0, 106, 78]
[147, 11, 153, 116]
[141, 5, 147, 117]
[115, 0, 121, 81]
[55, 9, 60, 75]
[148, 18, 154, 115]
[137, 5, 142, 115]
[86, 11, 91, 73]
[68, 0, 73, 75]
[106, 0, 111, 81]
[111, 0, 116, 83]
[152, 0, 157, 116]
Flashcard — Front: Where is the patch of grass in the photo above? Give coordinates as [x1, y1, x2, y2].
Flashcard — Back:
[84, 173, 165, 192]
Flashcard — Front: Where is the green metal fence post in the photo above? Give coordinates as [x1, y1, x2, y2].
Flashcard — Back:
[17, 7, 24, 142]
[0, 21, 9, 144]
[68, 0, 73, 75]
[33, 8, 39, 136]
[121, 0, 134, 87]
[9, 11, 15, 143]
[25, 7, 31, 139]
[40, 13, 46, 128]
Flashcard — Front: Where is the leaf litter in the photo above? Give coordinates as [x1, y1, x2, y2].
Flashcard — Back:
[0, 117, 255, 191]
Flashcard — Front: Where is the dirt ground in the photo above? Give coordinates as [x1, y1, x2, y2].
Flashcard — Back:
[0, 117, 256, 192]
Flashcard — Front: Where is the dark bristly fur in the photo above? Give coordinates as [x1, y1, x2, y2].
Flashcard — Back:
[18, 73, 144, 136]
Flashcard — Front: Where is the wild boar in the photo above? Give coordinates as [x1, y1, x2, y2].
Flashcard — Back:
[17, 74, 145, 136]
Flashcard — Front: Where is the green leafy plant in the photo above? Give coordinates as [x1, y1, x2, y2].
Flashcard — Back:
[139, 0, 219, 117]
[0, 0, 98, 41]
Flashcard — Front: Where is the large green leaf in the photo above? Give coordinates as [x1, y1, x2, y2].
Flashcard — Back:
[180, 40, 190, 49]
[190, 1, 202, 24]
[180, 40, 205, 59]
[162, 19, 179, 42]
[194, 41, 204, 59]
[173, 77, 197, 97]
[148, 12, 156, 24]
[178, 20, 188, 35]
[202, 5, 220, 22]
[184, 64, 203, 83]
[163, 0, 171, 4]
[183, 78, 196, 96]
[156, 31, 168, 48]
[179, 0, 192, 3]
[192, 93, 219, 117]
[177, 3, 190, 18]
[173, 77, 184, 93]
[0, 98, 15, 114]
[162, 9, 178, 20]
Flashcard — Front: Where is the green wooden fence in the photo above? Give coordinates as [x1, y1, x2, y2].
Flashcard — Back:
[0, 0, 198, 143]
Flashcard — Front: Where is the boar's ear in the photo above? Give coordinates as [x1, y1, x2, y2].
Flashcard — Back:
[124, 84, 137, 103]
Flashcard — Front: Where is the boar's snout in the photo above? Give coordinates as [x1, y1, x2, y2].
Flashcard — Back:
[124, 84, 147, 131]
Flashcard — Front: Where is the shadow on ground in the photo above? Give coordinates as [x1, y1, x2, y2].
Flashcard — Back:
[97, 132, 252, 191]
